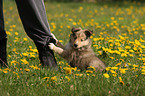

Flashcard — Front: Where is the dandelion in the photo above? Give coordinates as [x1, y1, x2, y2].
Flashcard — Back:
[71, 67, 77, 71]
[6, 31, 11, 35]
[133, 64, 139, 68]
[110, 70, 116, 74]
[120, 81, 125, 85]
[31, 49, 38, 53]
[43, 77, 50, 80]
[75, 74, 83, 77]
[68, 18, 73, 21]
[120, 69, 126, 74]
[20, 59, 29, 64]
[105, 67, 111, 71]
[125, 46, 131, 49]
[23, 38, 28, 41]
[13, 48, 16, 52]
[8, 55, 11, 58]
[111, 17, 115, 20]
[67, 25, 71, 28]
[59, 40, 63, 43]
[73, 22, 77, 25]
[30, 54, 36, 58]
[15, 32, 18, 35]
[103, 73, 110, 78]
[29, 46, 32, 49]
[86, 70, 93, 73]
[3, 70, 8, 73]
[111, 67, 118, 70]
[13, 72, 20, 78]
[141, 73, 145, 75]
[110, 57, 115, 59]
[65, 76, 70, 82]
[98, 51, 102, 55]
[24, 69, 30, 72]
[87, 66, 96, 71]
[22, 53, 29, 57]
[63, 67, 72, 74]
[112, 74, 117, 77]
[50, 76, 57, 81]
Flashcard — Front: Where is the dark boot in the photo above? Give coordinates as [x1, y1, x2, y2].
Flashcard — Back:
[0, 38, 8, 67]
[34, 37, 58, 69]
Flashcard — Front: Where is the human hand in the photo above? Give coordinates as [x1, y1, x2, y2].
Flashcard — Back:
[48, 43, 55, 50]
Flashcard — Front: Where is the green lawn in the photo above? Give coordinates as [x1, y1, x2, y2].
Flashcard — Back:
[0, 0, 145, 95]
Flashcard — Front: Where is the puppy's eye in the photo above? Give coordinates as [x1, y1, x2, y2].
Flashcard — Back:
[81, 39, 84, 42]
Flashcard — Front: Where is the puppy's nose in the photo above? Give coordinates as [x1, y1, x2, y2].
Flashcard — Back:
[74, 44, 78, 47]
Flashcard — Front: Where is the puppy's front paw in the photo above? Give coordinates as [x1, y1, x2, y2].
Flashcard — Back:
[48, 43, 55, 50]
[51, 33, 58, 43]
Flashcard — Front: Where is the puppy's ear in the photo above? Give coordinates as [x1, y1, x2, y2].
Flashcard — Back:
[71, 27, 81, 33]
[85, 30, 93, 37]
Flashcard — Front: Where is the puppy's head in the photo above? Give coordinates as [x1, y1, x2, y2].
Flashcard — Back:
[70, 27, 93, 50]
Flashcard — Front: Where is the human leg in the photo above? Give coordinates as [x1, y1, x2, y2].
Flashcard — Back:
[15, 0, 57, 68]
[0, 0, 8, 67]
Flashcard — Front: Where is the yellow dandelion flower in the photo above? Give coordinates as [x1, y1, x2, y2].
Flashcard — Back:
[125, 46, 131, 49]
[50, 76, 57, 81]
[112, 74, 117, 77]
[65, 76, 70, 82]
[6, 31, 11, 35]
[67, 25, 71, 28]
[86, 70, 93, 73]
[68, 18, 73, 21]
[111, 66, 118, 70]
[121, 53, 127, 57]
[110, 56, 115, 59]
[8, 55, 11, 58]
[111, 17, 115, 20]
[73, 22, 77, 25]
[9, 29, 13, 31]
[71, 67, 77, 71]
[43, 77, 50, 79]
[110, 70, 116, 74]
[24, 69, 30, 72]
[133, 64, 139, 68]
[87, 66, 96, 71]
[105, 67, 111, 71]
[141, 69, 145, 73]
[29, 46, 32, 49]
[15, 32, 18, 35]
[120, 69, 126, 74]
[23, 38, 28, 41]
[75, 74, 83, 77]
[20, 59, 29, 64]
[120, 81, 124, 85]
[22, 53, 29, 57]
[64, 67, 72, 74]
[103, 73, 110, 78]
[98, 51, 102, 55]
[3, 70, 8, 73]
[13, 48, 16, 52]
[59, 40, 63, 43]
[87, 74, 90, 76]
[119, 77, 122, 81]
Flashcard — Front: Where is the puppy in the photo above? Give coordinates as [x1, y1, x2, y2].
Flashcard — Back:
[49, 27, 106, 71]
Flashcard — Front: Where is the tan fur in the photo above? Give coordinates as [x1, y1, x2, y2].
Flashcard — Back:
[49, 27, 106, 71]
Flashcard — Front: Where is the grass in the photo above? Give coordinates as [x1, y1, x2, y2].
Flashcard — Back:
[0, 0, 145, 95]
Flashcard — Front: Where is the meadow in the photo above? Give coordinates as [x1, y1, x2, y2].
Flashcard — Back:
[0, 0, 145, 95]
